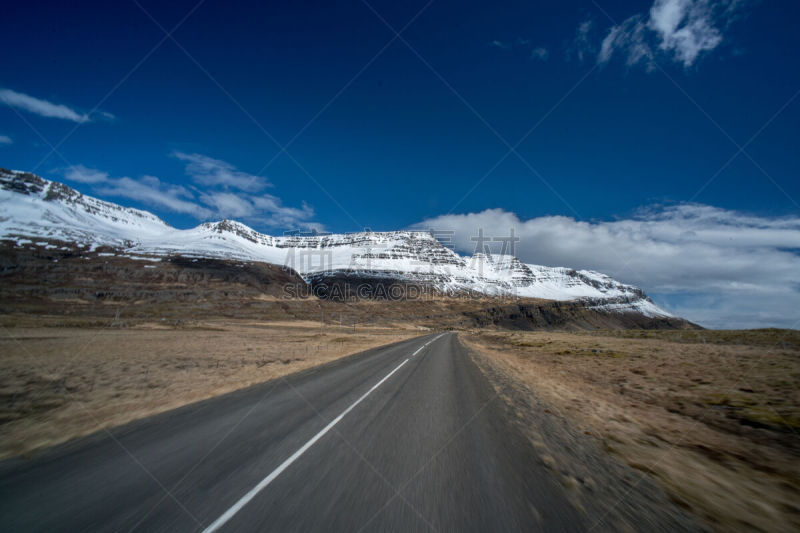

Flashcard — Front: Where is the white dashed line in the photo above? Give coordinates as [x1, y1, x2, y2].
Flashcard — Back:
[203, 333, 444, 533]
[412, 333, 444, 357]
[202, 335, 445, 532]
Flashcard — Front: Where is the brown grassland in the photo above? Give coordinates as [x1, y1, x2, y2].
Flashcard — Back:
[462, 328, 800, 532]
[1, 300, 798, 532]
[0, 318, 420, 460]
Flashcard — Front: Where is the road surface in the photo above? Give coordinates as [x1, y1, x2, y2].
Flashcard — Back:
[0, 332, 584, 531]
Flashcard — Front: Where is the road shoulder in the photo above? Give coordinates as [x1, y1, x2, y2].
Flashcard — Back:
[458, 332, 701, 533]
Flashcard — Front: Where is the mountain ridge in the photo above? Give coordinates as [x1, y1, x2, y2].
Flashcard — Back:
[0, 167, 672, 318]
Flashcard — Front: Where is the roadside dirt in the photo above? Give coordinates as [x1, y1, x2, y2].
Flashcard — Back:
[462, 329, 800, 532]
[0, 321, 418, 460]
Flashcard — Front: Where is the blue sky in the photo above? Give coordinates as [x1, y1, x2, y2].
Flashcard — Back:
[2, 0, 799, 328]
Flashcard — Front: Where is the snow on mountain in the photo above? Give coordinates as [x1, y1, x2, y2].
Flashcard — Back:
[0, 169, 171, 248]
[0, 168, 671, 317]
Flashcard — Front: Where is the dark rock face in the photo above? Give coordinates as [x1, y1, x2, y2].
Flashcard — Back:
[0, 240, 306, 317]
[0, 168, 47, 195]
[303, 271, 698, 329]
[201, 220, 273, 246]
[43, 181, 81, 203]
[458, 301, 698, 330]
[305, 272, 432, 302]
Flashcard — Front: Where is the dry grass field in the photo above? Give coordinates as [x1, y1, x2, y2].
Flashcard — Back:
[3, 303, 796, 532]
[462, 329, 800, 532]
[0, 319, 420, 460]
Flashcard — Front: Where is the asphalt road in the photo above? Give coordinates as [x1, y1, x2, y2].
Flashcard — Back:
[0, 332, 584, 532]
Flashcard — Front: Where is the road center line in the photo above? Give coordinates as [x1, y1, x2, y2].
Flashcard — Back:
[201, 351, 417, 533]
[412, 333, 443, 357]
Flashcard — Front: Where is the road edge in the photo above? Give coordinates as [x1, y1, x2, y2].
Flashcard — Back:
[0, 332, 432, 466]
[456, 332, 703, 533]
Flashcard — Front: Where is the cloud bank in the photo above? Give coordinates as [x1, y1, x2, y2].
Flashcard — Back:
[413, 204, 800, 329]
[0, 135, 11, 145]
[0, 88, 91, 123]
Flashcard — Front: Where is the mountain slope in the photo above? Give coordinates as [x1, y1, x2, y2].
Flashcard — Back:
[0, 168, 671, 318]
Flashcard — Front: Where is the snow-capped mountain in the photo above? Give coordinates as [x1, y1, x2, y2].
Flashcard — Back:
[0, 168, 671, 317]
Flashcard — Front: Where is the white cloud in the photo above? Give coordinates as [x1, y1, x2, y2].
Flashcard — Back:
[530, 47, 549, 61]
[413, 204, 800, 329]
[570, 19, 595, 62]
[69, 153, 316, 229]
[198, 191, 315, 228]
[174, 152, 268, 192]
[0, 88, 91, 123]
[64, 165, 109, 184]
[595, 0, 746, 68]
[97, 175, 211, 218]
[174, 151, 314, 227]
[251, 196, 314, 227]
[199, 191, 256, 219]
[650, 0, 722, 65]
[599, 15, 654, 68]
[0, 135, 12, 145]
[492, 39, 549, 62]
